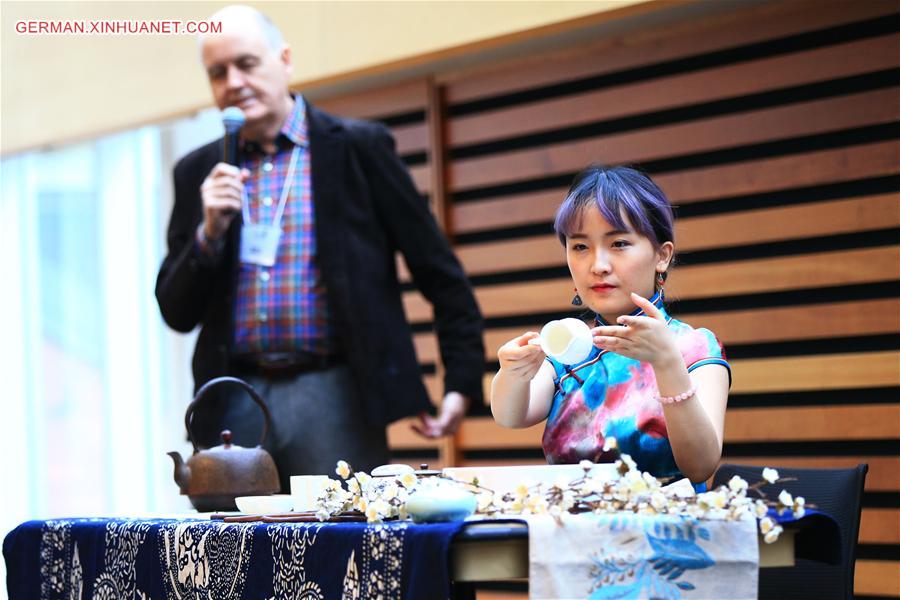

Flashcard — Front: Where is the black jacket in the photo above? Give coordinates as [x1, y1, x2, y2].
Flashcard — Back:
[155, 103, 484, 425]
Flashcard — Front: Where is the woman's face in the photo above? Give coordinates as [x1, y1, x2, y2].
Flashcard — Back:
[565, 205, 674, 322]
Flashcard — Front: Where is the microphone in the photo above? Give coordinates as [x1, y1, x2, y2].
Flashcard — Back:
[221, 107, 245, 166]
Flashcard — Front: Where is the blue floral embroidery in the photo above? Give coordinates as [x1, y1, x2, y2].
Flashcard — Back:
[589, 518, 714, 599]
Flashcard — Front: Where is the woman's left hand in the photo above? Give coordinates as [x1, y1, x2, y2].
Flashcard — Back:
[591, 292, 681, 367]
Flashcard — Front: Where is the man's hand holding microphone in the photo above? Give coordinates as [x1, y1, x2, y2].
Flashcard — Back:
[198, 107, 246, 250]
[200, 163, 248, 242]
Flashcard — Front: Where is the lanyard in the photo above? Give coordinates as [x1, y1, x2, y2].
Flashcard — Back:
[241, 145, 301, 228]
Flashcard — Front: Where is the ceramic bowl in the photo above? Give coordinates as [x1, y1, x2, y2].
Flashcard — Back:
[234, 494, 294, 515]
[405, 487, 477, 523]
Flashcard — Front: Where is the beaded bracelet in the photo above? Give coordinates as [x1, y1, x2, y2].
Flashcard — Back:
[656, 383, 698, 405]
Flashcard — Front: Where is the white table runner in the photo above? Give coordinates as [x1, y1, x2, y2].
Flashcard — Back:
[526, 512, 759, 599]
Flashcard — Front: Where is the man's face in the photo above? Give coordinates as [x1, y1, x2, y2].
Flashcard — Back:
[200, 25, 292, 132]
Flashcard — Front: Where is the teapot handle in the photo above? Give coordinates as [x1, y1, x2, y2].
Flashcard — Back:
[185, 376, 272, 453]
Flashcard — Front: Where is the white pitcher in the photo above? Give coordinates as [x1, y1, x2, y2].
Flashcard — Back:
[539, 318, 593, 365]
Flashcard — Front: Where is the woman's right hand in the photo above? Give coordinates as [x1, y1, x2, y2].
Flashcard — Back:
[492, 332, 555, 428]
[497, 332, 546, 381]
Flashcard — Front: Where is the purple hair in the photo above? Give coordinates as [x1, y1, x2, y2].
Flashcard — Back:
[554, 165, 674, 250]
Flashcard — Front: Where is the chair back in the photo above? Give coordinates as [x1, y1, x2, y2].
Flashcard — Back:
[712, 463, 868, 600]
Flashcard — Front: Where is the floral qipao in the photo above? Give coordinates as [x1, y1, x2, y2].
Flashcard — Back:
[543, 292, 730, 486]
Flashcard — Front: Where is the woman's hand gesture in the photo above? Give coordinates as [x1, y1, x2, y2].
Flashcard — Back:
[497, 332, 546, 382]
[591, 292, 682, 368]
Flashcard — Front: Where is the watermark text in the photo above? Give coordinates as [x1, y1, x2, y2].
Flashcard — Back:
[16, 20, 221, 35]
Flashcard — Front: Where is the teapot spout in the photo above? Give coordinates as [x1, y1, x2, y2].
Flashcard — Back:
[167, 451, 191, 493]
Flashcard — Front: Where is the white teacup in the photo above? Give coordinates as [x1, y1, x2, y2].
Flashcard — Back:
[539, 318, 593, 365]
[290, 475, 330, 512]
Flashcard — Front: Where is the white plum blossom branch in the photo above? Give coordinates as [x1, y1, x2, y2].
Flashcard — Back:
[317, 447, 808, 543]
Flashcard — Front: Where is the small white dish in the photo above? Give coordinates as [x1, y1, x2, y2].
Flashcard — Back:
[234, 494, 294, 515]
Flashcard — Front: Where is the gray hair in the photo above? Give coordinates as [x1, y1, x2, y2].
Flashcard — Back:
[244, 7, 285, 51]
[199, 5, 286, 58]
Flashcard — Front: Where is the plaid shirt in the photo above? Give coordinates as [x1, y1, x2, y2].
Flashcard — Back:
[232, 96, 333, 355]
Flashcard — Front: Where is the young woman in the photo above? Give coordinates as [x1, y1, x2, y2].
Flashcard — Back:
[491, 165, 730, 486]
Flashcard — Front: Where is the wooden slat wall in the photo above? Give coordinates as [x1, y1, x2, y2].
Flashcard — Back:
[316, 2, 899, 596]
[313, 79, 433, 194]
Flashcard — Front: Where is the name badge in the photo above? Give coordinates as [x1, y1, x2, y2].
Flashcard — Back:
[240, 223, 282, 267]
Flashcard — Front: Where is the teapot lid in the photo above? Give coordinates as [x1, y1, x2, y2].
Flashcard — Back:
[199, 430, 266, 455]
[414, 463, 442, 478]
[371, 463, 415, 478]
[220, 430, 234, 447]
[370, 463, 442, 478]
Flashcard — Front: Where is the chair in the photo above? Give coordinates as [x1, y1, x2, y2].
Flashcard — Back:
[712, 463, 868, 600]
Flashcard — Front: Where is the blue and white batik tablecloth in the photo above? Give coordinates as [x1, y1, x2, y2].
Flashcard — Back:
[527, 513, 759, 600]
[4, 516, 466, 599]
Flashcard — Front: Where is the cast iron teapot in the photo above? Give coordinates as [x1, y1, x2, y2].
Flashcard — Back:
[168, 376, 280, 512]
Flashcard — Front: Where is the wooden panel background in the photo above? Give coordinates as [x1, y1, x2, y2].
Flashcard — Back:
[314, 2, 900, 596]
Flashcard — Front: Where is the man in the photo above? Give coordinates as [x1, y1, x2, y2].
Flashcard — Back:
[156, 5, 484, 491]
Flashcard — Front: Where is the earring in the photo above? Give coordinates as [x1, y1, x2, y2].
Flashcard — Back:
[655, 272, 666, 290]
[571, 287, 583, 306]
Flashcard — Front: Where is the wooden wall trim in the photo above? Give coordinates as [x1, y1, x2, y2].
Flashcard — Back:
[724, 404, 900, 442]
[408, 164, 431, 194]
[448, 34, 900, 147]
[676, 193, 900, 251]
[665, 246, 900, 300]
[412, 298, 900, 364]
[676, 300, 900, 346]
[656, 141, 900, 205]
[451, 405, 900, 450]
[720, 457, 900, 493]
[446, 193, 900, 278]
[403, 246, 900, 322]
[729, 352, 900, 393]
[443, 0, 898, 103]
[860, 508, 900, 544]
[420, 350, 900, 404]
[312, 78, 428, 119]
[854, 560, 900, 597]
[426, 76, 449, 230]
[391, 123, 428, 155]
[449, 88, 899, 192]
[451, 142, 900, 233]
[387, 417, 441, 450]
[453, 188, 562, 234]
